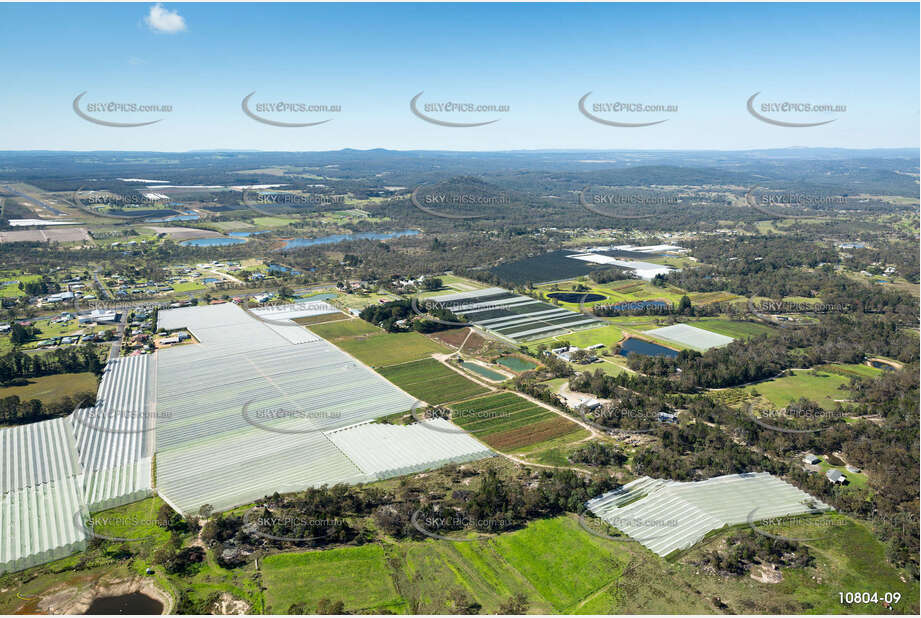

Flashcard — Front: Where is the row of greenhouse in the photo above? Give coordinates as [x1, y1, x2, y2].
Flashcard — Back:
[586, 472, 833, 557]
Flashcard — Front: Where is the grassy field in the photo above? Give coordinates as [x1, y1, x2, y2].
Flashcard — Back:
[378, 358, 489, 404]
[535, 279, 688, 309]
[292, 311, 350, 326]
[688, 318, 776, 340]
[307, 317, 382, 340]
[0, 372, 98, 405]
[261, 545, 405, 614]
[334, 332, 449, 368]
[744, 368, 854, 409]
[525, 323, 623, 352]
[451, 392, 582, 450]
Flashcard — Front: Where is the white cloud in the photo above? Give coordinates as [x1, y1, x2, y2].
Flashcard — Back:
[144, 4, 187, 34]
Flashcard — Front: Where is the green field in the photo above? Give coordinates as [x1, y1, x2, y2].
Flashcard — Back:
[537, 278, 688, 309]
[526, 323, 623, 352]
[334, 332, 449, 368]
[261, 544, 405, 614]
[689, 318, 776, 340]
[378, 358, 489, 404]
[744, 368, 855, 409]
[0, 372, 98, 406]
[307, 317, 382, 340]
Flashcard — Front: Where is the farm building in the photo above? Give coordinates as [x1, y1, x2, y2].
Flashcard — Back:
[644, 324, 735, 351]
[325, 419, 494, 480]
[803, 453, 820, 465]
[154, 303, 448, 514]
[430, 287, 605, 343]
[586, 472, 833, 557]
[0, 418, 90, 575]
[1, 302, 496, 573]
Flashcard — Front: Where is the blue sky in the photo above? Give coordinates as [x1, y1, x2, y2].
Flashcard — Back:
[0, 2, 917, 150]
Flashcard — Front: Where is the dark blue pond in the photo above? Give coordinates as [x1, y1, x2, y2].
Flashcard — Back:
[282, 229, 418, 249]
[619, 337, 678, 358]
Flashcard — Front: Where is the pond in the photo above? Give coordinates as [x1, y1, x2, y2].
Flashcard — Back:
[180, 237, 247, 247]
[547, 292, 606, 303]
[870, 361, 896, 371]
[85, 592, 163, 615]
[145, 213, 200, 222]
[619, 337, 678, 358]
[281, 229, 418, 249]
[461, 361, 507, 381]
[496, 356, 538, 372]
[267, 263, 303, 275]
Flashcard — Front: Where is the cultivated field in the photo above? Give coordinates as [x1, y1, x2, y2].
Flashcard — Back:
[451, 392, 582, 450]
[378, 358, 489, 404]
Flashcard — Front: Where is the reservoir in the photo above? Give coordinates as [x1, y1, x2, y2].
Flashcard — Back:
[619, 338, 678, 358]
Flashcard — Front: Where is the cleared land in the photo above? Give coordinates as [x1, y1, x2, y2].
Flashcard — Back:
[689, 318, 776, 340]
[378, 359, 488, 404]
[451, 392, 582, 450]
[308, 319, 451, 367]
[333, 332, 449, 368]
[0, 372, 97, 405]
[262, 545, 405, 614]
[744, 368, 854, 409]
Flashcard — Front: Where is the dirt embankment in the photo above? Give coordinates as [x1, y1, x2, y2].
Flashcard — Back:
[38, 577, 172, 615]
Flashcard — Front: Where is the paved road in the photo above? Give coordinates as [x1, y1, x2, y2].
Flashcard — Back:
[1, 184, 67, 216]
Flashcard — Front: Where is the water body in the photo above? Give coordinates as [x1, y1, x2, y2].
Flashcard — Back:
[145, 214, 200, 222]
[461, 361, 507, 381]
[548, 292, 606, 303]
[180, 237, 247, 247]
[84, 592, 163, 615]
[267, 263, 303, 275]
[282, 229, 418, 249]
[870, 361, 896, 371]
[496, 356, 538, 372]
[619, 337, 678, 358]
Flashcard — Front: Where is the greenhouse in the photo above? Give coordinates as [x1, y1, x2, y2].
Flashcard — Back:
[325, 419, 494, 480]
[154, 303, 417, 514]
[586, 472, 833, 557]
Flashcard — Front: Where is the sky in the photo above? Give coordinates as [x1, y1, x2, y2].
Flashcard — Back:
[0, 2, 918, 151]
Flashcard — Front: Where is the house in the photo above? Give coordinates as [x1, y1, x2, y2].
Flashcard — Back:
[658, 412, 678, 424]
[802, 454, 820, 465]
[826, 469, 847, 484]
